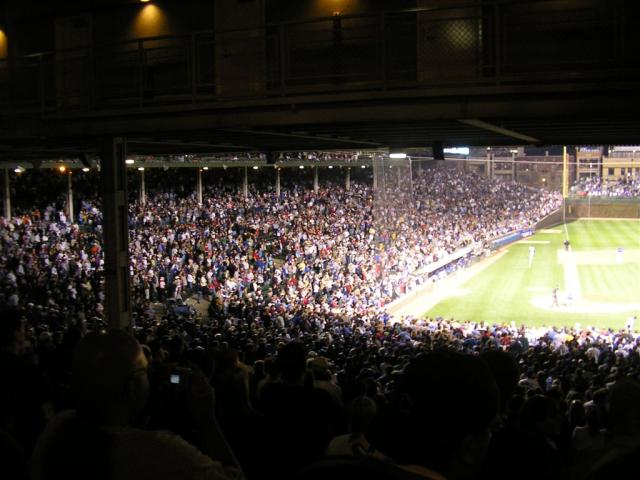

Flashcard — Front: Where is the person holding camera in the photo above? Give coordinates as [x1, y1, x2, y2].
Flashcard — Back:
[31, 329, 243, 480]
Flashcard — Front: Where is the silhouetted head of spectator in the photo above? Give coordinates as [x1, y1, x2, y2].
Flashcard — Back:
[392, 349, 499, 480]
[481, 350, 519, 415]
[0, 308, 25, 354]
[347, 396, 377, 435]
[608, 378, 640, 437]
[309, 356, 332, 381]
[264, 356, 279, 379]
[166, 335, 184, 362]
[519, 395, 561, 438]
[277, 341, 307, 383]
[568, 399, 586, 428]
[72, 329, 149, 426]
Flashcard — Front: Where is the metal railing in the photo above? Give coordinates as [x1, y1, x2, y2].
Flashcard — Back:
[0, 0, 637, 115]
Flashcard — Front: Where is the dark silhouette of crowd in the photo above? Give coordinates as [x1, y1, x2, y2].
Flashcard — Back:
[1, 164, 638, 480]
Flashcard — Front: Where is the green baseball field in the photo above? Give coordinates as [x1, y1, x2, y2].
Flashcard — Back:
[425, 219, 640, 329]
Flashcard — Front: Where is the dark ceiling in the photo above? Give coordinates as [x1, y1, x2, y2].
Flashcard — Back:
[2, 80, 640, 162]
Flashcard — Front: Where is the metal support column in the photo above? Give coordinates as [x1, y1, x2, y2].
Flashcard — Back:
[140, 168, 146, 206]
[67, 172, 74, 223]
[409, 156, 414, 205]
[275, 168, 281, 197]
[99, 137, 132, 330]
[242, 166, 248, 198]
[197, 168, 203, 205]
[3, 169, 11, 220]
[313, 166, 319, 193]
[346, 168, 351, 191]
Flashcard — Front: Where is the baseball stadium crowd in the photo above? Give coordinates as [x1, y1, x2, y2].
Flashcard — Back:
[572, 176, 640, 197]
[140, 151, 365, 164]
[2, 165, 639, 480]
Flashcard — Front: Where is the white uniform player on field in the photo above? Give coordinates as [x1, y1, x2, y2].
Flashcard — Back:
[528, 246, 535, 268]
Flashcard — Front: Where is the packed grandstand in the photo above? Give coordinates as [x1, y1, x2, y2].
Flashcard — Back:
[1, 162, 639, 480]
[571, 177, 640, 197]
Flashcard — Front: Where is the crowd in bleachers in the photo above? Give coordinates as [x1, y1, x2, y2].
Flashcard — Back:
[136, 151, 367, 165]
[572, 176, 640, 197]
[4, 165, 640, 480]
[1, 167, 561, 327]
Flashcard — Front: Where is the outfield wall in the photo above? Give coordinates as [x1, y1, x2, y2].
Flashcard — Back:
[535, 208, 564, 229]
[566, 198, 640, 219]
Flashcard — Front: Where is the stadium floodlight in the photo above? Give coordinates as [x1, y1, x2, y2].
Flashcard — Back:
[125, 159, 135, 165]
[389, 153, 407, 159]
[444, 147, 470, 156]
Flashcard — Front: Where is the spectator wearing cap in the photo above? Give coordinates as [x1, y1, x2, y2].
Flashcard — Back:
[310, 356, 343, 406]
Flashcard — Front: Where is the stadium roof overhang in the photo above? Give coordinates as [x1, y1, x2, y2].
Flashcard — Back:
[2, 80, 640, 162]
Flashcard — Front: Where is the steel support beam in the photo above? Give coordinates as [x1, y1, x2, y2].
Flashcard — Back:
[3, 169, 11, 220]
[67, 172, 74, 223]
[140, 168, 146, 205]
[459, 119, 540, 143]
[313, 166, 319, 193]
[242, 166, 248, 198]
[99, 137, 132, 330]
